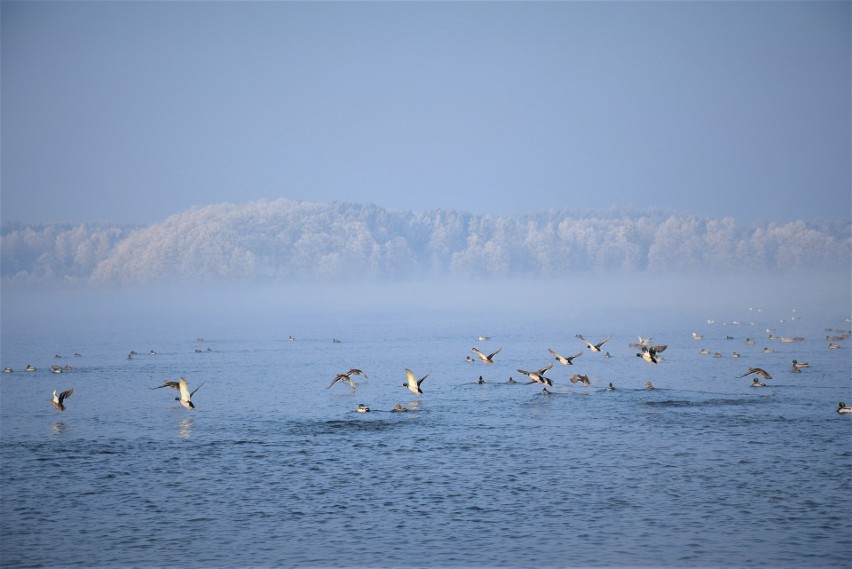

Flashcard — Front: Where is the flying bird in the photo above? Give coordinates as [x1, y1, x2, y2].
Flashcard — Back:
[402, 368, 430, 396]
[516, 363, 553, 386]
[569, 374, 591, 387]
[548, 348, 582, 365]
[328, 373, 356, 390]
[636, 345, 666, 365]
[471, 347, 502, 364]
[737, 368, 772, 380]
[176, 377, 204, 410]
[149, 379, 181, 391]
[576, 335, 610, 352]
[49, 388, 73, 412]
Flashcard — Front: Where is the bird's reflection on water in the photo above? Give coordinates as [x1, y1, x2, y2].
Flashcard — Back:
[178, 418, 194, 439]
[50, 422, 66, 436]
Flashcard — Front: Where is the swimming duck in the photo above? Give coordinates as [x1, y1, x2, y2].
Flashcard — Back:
[3, 367, 12, 373]
[50, 388, 73, 412]
[645, 381, 654, 390]
[471, 347, 502, 364]
[477, 376, 485, 384]
[507, 376, 516, 384]
[50, 365, 62, 374]
[403, 368, 430, 396]
[465, 356, 474, 363]
[732, 352, 741, 358]
[176, 377, 204, 410]
[548, 348, 582, 365]
[837, 402, 852, 414]
[569, 374, 591, 387]
[356, 404, 370, 413]
[576, 334, 610, 352]
[762, 347, 774, 354]
[791, 359, 809, 369]
[691, 332, 703, 340]
[516, 363, 553, 386]
[478, 336, 491, 341]
[607, 382, 616, 391]
[750, 378, 766, 387]
[738, 367, 772, 380]
[393, 403, 408, 412]
[828, 343, 841, 349]
[25, 364, 36, 372]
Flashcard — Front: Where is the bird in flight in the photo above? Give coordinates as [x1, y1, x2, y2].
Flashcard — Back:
[737, 368, 772, 380]
[50, 388, 73, 412]
[402, 368, 430, 396]
[516, 363, 554, 386]
[548, 348, 582, 365]
[576, 335, 610, 352]
[471, 347, 502, 364]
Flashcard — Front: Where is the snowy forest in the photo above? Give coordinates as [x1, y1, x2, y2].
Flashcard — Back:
[2, 199, 849, 287]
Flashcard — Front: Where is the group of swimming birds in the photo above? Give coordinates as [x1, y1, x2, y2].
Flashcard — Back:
[26, 325, 852, 416]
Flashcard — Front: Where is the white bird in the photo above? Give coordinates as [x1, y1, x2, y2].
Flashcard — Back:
[50, 388, 73, 412]
[548, 348, 582, 365]
[402, 368, 430, 396]
[177, 377, 204, 410]
[576, 334, 610, 352]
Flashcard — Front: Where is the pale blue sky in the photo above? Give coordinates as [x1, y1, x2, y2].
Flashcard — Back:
[2, 1, 849, 224]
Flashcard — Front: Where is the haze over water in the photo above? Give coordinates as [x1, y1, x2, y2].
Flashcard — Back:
[1, 276, 850, 568]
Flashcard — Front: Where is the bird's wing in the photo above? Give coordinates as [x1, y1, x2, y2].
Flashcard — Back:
[59, 388, 73, 403]
[487, 348, 502, 359]
[651, 345, 667, 353]
[547, 348, 562, 358]
[597, 336, 611, 348]
[150, 381, 179, 391]
[190, 382, 205, 397]
[178, 378, 191, 401]
[537, 362, 554, 374]
[576, 335, 593, 348]
[405, 368, 417, 388]
[417, 372, 430, 386]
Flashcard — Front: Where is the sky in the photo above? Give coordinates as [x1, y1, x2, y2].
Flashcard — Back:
[1, 1, 849, 225]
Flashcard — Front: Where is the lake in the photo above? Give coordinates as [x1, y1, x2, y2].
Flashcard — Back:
[1, 281, 850, 568]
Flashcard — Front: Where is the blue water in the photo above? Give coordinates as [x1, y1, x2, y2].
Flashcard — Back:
[1, 286, 850, 568]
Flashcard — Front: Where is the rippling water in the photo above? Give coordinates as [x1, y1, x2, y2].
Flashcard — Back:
[1, 286, 850, 568]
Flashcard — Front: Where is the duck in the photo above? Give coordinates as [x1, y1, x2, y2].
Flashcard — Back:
[541, 387, 552, 395]
[3, 367, 12, 373]
[576, 334, 610, 352]
[737, 367, 772, 380]
[636, 345, 665, 364]
[25, 364, 36, 372]
[569, 374, 591, 387]
[762, 347, 774, 354]
[837, 402, 852, 414]
[607, 382, 616, 391]
[507, 376, 516, 384]
[402, 368, 430, 396]
[471, 347, 502, 364]
[828, 343, 841, 349]
[691, 332, 703, 340]
[465, 356, 474, 363]
[477, 336, 491, 341]
[328, 373, 356, 390]
[791, 359, 809, 369]
[516, 363, 553, 386]
[50, 365, 62, 373]
[548, 348, 582, 365]
[50, 388, 73, 412]
[645, 381, 654, 390]
[393, 403, 408, 412]
[176, 377, 204, 410]
[346, 368, 368, 379]
[356, 404, 370, 413]
[750, 378, 766, 387]
[732, 352, 741, 358]
[477, 376, 485, 384]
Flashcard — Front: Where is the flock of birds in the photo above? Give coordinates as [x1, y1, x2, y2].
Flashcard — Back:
[322, 327, 852, 414]
[6, 319, 851, 416]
